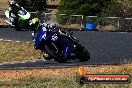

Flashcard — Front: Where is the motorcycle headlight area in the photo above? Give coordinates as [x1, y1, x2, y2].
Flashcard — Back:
[51, 34, 58, 41]
[42, 33, 47, 39]
[18, 10, 26, 15]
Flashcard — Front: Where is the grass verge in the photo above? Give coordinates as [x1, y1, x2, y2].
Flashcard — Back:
[0, 65, 132, 88]
[0, 41, 43, 63]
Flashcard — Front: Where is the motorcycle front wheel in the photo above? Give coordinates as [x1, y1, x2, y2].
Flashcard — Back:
[75, 44, 90, 62]
[15, 26, 21, 31]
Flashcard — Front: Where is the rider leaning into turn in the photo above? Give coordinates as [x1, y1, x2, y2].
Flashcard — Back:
[8, 0, 21, 26]
[8, 0, 31, 30]
[8, 0, 21, 18]
[29, 18, 75, 59]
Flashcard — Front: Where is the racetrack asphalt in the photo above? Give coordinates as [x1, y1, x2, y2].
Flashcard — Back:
[0, 28, 132, 69]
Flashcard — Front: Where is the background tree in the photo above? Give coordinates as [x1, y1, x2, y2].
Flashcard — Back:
[15, 0, 47, 12]
[58, 0, 112, 16]
[57, 0, 112, 24]
[101, 0, 132, 17]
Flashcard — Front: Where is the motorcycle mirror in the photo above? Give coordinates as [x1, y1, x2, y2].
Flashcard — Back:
[71, 32, 73, 35]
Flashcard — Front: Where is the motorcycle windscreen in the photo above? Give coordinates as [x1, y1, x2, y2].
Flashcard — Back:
[5, 10, 10, 18]
[18, 10, 31, 20]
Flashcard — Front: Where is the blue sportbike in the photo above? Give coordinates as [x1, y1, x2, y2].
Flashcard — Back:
[32, 28, 90, 63]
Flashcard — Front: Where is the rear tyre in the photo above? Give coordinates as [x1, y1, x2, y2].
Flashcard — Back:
[54, 56, 68, 63]
[45, 43, 68, 63]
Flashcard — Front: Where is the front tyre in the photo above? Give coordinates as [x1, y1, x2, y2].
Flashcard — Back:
[15, 26, 21, 31]
[13, 18, 21, 31]
[75, 44, 90, 62]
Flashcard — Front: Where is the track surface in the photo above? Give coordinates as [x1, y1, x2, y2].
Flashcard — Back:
[0, 28, 132, 68]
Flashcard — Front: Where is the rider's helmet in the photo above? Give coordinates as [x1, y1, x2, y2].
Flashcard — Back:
[43, 23, 48, 28]
[29, 18, 40, 31]
[9, 0, 16, 6]
[49, 23, 56, 30]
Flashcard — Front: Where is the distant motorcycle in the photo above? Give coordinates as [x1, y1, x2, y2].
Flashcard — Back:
[33, 28, 90, 63]
[5, 7, 31, 31]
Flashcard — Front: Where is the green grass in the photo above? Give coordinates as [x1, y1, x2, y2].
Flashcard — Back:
[0, 75, 131, 88]
[0, 67, 132, 88]
[0, 41, 43, 63]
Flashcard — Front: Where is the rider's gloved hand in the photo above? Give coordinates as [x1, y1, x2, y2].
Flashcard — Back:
[21, 7, 24, 10]
[65, 31, 73, 37]
[9, 17, 14, 25]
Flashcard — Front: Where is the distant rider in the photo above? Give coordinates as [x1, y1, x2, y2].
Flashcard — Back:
[8, 0, 31, 30]
[8, 0, 21, 18]
[8, 0, 21, 27]
[29, 18, 46, 50]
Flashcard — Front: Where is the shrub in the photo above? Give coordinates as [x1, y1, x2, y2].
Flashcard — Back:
[15, 0, 47, 11]
[57, 0, 112, 24]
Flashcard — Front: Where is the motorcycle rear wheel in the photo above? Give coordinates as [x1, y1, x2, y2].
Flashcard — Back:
[45, 42, 68, 63]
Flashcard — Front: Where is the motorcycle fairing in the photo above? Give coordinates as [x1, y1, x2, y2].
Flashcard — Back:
[17, 9, 31, 20]
[39, 30, 73, 58]
[5, 10, 10, 18]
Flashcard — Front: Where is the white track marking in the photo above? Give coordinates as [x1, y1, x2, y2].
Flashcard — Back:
[0, 38, 31, 43]
[0, 59, 45, 65]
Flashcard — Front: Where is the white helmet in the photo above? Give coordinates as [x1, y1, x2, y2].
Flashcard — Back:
[50, 23, 56, 29]
[9, 0, 16, 5]
[43, 23, 48, 28]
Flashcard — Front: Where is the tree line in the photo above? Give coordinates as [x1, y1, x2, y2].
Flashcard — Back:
[15, 0, 132, 17]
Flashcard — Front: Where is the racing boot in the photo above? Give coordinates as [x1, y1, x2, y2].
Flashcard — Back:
[70, 52, 76, 60]
[43, 53, 52, 60]
[9, 17, 15, 26]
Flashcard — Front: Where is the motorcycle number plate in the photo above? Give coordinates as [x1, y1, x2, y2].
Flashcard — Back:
[51, 34, 58, 41]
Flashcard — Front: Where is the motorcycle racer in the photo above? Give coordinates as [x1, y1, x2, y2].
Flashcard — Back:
[7, 0, 31, 30]
[49, 23, 78, 44]
[29, 18, 74, 59]
[8, 0, 21, 29]
[8, 0, 21, 18]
